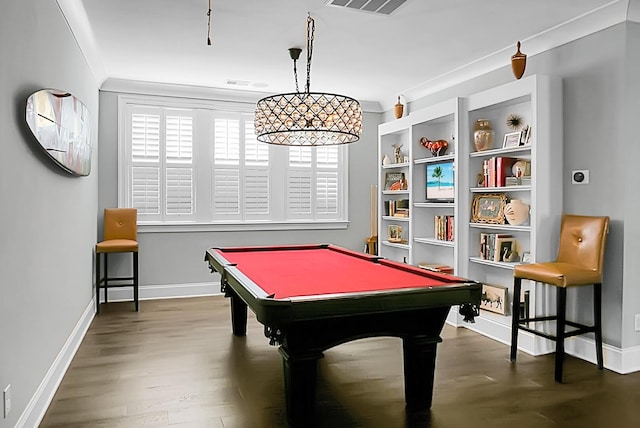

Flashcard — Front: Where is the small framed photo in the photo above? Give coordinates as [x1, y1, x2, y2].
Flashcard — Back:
[521, 251, 531, 263]
[502, 131, 522, 148]
[388, 225, 403, 242]
[480, 283, 507, 315]
[520, 125, 532, 145]
[471, 193, 507, 224]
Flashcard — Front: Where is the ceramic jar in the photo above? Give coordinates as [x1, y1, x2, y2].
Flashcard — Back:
[504, 199, 530, 226]
[473, 119, 494, 151]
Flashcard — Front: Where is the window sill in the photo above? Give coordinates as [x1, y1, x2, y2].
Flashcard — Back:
[138, 220, 349, 233]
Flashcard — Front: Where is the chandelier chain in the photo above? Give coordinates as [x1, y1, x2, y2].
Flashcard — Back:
[305, 14, 315, 93]
[293, 56, 300, 93]
[206, 0, 212, 45]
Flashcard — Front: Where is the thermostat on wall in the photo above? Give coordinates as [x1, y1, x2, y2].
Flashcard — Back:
[571, 170, 589, 184]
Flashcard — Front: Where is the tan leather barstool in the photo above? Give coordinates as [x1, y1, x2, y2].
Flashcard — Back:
[95, 208, 139, 313]
[510, 214, 609, 382]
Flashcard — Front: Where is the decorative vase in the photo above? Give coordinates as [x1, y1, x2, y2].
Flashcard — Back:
[504, 199, 529, 226]
[473, 119, 494, 151]
[394, 96, 404, 119]
[382, 153, 390, 166]
[511, 41, 527, 80]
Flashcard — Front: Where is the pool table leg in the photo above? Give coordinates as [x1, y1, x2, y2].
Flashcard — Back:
[278, 346, 322, 427]
[228, 289, 247, 336]
[403, 335, 441, 411]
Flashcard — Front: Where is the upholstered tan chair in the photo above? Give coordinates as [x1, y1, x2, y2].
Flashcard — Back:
[95, 208, 139, 313]
[510, 214, 609, 382]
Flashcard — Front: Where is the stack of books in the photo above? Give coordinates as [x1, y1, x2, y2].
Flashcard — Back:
[434, 215, 454, 241]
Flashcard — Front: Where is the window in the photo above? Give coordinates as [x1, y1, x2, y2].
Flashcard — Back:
[118, 95, 348, 229]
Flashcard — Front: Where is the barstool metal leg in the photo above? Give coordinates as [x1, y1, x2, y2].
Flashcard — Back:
[96, 252, 101, 314]
[594, 283, 603, 369]
[555, 287, 567, 382]
[510, 277, 522, 361]
[133, 252, 139, 311]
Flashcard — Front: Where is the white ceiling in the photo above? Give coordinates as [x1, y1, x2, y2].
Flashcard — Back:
[59, 0, 633, 110]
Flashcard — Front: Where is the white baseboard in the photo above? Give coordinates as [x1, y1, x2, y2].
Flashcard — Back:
[456, 313, 640, 375]
[16, 300, 95, 428]
[97, 281, 222, 302]
[19, 281, 221, 428]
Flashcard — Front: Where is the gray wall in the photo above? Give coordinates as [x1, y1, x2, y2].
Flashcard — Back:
[98, 90, 380, 286]
[0, 1, 99, 427]
[621, 22, 640, 348]
[400, 23, 637, 349]
[2, 3, 640, 425]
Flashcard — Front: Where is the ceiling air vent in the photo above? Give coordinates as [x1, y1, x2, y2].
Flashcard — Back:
[325, 0, 407, 15]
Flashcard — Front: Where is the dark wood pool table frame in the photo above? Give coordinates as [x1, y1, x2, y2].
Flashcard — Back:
[205, 244, 481, 426]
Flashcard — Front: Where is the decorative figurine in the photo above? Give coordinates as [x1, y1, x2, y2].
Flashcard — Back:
[419, 137, 449, 156]
[393, 143, 403, 163]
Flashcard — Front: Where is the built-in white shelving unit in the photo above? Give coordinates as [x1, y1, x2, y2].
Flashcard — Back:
[377, 75, 563, 355]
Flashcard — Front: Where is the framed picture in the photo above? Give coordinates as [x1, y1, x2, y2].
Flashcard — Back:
[495, 237, 516, 262]
[425, 160, 455, 202]
[385, 172, 406, 191]
[520, 125, 532, 145]
[502, 131, 522, 148]
[480, 283, 507, 315]
[471, 193, 507, 224]
[521, 251, 531, 263]
[388, 224, 403, 242]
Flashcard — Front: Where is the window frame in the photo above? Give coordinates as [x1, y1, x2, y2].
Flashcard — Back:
[117, 94, 349, 232]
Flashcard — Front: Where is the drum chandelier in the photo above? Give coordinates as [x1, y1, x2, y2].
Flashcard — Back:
[254, 15, 362, 146]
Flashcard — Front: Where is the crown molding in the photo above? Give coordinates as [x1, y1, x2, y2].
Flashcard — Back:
[380, 0, 632, 112]
[56, 0, 107, 87]
[101, 78, 382, 112]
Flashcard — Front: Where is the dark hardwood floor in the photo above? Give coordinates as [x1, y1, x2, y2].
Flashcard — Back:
[40, 296, 640, 427]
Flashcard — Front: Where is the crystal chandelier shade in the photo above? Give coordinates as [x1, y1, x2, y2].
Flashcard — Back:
[255, 92, 362, 146]
[254, 15, 362, 146]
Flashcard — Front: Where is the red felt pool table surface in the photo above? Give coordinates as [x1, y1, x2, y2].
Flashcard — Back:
[213, 245, 464, 299]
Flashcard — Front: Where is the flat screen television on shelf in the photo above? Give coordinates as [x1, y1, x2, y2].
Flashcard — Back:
[426, 160, 455, 202]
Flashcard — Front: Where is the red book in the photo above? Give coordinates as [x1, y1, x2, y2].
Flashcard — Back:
[496, 157, 517, 187]
[488, 157, 496, 187]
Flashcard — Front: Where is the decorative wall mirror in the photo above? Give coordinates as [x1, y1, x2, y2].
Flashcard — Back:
[25, 89, 92, 176]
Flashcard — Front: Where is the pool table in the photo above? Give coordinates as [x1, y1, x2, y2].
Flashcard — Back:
[205, 244, 481, 426]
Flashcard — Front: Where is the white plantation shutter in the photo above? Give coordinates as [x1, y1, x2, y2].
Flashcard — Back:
[127, 106, 194, 221]
[166, 167, 193, 215]
[130, 109, 161, 219]
[214, 118, 240, 165]
[131, 113, 160, 161]
[244, 169, 269, 215]
[131, 166, 160, 215]
[166, 115, 192, 162]
[289, 146, 312, 167]
[120, 96, 346, 226]
[316, 147, 338, 168]
[288, 170, 312, 216]
[213, 169, 240, 216]
[164, 112, 193, 217]
[244, 120, 268, 166]
[316, 171, 339, 216]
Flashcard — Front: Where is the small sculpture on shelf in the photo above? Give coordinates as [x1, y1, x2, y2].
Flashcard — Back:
[419, 137, 449, 157]
[393, 143, 404, 163]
